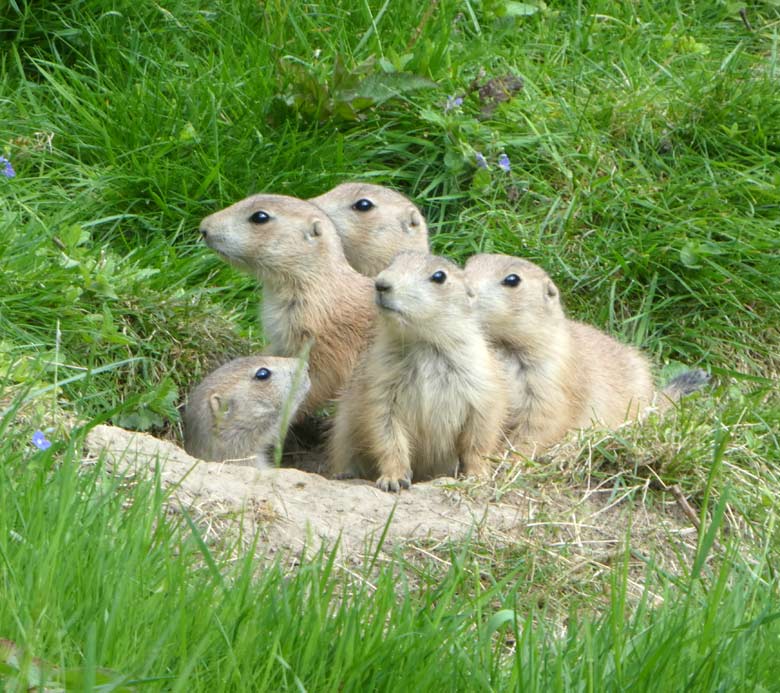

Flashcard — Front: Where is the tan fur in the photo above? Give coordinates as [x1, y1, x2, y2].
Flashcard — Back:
[309, 182, 429, 276]
[183, 356, 310, 468]
[329, 252, 507, 492]
[465, 254, 656, 454]
[199, 194, 376, 414]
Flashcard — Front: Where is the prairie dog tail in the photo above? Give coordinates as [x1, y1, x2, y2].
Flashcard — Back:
[651, 368, 710, 414]
[663, 369, 710, 399]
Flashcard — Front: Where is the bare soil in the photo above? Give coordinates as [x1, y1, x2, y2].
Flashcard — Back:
[84, 425, 699, 590]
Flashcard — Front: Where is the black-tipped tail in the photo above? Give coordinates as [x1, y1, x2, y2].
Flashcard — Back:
[663, 369, 710, 400]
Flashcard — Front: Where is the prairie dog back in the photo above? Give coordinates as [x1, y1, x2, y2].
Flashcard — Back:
[183, 355, 310, 468]
[310, 182, 429, 276]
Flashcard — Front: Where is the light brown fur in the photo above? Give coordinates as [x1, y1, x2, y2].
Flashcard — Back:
[329, 252, 507, 492]
[183, 356, 310, 468]
[309, 182, 429, 276]
[199, 194, 376, 414]
[465, 254, 657, 454]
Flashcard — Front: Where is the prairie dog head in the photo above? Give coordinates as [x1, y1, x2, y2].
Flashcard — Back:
[310, 182, 429, 276]
[465, 254, 564, 349]
[373, 251, 472, 340]
[199, 194, 345, 285]
[183, 355, 311, 464]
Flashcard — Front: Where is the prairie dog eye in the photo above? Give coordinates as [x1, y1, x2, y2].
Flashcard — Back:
[430, 270, 447, 284]
[249, 210, 271, 224]
[352, 198, 374, 212]
[254, 367, 272, 380]
[502, 274, 521, 287]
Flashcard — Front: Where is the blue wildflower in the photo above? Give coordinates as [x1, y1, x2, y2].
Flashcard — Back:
[475, 152, 488, 169]
[498, 153, 511, 172]
[0, 156, 15, 178]
[444, 95, 464, 112]
[32, 430, 52, 450]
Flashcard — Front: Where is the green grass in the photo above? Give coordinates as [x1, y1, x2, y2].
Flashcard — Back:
[1, 0, 780, 688]
[0, 432, 779, 690]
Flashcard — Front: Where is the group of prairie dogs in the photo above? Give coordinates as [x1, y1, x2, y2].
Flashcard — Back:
[183, 182, 708, 491]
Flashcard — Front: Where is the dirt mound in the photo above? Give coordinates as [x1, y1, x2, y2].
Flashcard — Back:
[84, 425, 696, 577]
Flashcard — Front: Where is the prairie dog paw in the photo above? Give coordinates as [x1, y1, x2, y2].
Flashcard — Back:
[459, 455, 490, 479]
[376, 474, 412, 493]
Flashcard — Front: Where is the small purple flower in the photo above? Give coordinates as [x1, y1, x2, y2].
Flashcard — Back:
[32, 430, 52, 450]
[444, 95, 464, 112]
[0, 156, 15, 178]
[498, 153, 511, 172]
[475, 152, 488, 169]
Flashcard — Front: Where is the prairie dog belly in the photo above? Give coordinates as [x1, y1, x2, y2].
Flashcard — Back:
[391, 346, 475, 479]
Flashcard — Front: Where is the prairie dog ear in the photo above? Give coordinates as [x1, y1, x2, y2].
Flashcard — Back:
[304, 219, 323, 241]
[209, 393, 223, 418]
[544, 280, 558, 301]
[402, 208, 422, 235]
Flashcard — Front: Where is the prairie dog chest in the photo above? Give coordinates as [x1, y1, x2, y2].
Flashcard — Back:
[498, 347, 557, 407]
[497, 348, 531, 413]
[387, 344, 477, 433]
[262, 292, 309, 354]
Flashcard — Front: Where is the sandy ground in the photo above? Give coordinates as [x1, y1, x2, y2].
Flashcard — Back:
[84, 425, 699, 583]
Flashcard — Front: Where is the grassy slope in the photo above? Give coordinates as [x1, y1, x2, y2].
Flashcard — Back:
[1, 0, 779, 688]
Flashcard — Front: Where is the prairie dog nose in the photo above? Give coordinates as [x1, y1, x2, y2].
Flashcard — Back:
[375, 278, 392, 293]
[199, 227, 209, 238]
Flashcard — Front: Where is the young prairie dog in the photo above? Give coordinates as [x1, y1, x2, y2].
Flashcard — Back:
[465, 254, 708, 454]
[329, 251, 507, 492]
[309, 182, 429, 276]
[183, 356, 310, 468]
[199, 194, 376, 414]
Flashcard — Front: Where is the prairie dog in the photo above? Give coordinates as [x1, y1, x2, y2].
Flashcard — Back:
[465, 254, 706, 454]
[329, 251, 507, 492]
[183, 356, 310, 468]
[199, 194, 376, 414]
[309, 182, 429, 276]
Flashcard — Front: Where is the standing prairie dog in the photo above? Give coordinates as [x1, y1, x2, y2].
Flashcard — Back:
[329, 251, 507, 492]
[309, 182, 429, 276]
[199, 194, 376, 414]
[183, 356, 310, 468]
[465, 254, 708, 454]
